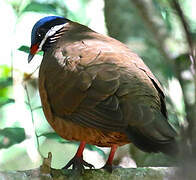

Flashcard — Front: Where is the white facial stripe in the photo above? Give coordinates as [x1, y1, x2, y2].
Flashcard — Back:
[38, 23, 67, 50]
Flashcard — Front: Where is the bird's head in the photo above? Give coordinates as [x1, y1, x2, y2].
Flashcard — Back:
[28, 16, 68, 63]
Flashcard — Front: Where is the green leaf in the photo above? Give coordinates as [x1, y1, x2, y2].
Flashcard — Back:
[21, 2, 58, 14]
[0, 75, 13, 102]
[18, 45, 43, 55]
[0, 65, 11, 77]
[0, 127, 25, 149]
[85, 144, 106, 158]
[174, 53, 191, 71]
[0, 97, 14, 108]
[0, 77, 12, 89]
[18, 45, 29, 53]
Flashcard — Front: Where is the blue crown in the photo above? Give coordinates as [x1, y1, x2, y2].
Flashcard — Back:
[31, 16, 67, 44]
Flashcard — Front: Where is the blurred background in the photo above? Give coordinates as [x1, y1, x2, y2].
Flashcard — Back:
[0, 0, 195, 171]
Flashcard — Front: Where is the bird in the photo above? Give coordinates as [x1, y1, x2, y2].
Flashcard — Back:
[28, 16, 178, 172]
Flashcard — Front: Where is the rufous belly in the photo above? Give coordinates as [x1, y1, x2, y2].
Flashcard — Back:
[49, 115, 130, 147]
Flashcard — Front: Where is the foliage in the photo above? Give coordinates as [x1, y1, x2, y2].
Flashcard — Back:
[0, 127, 25, 149]
[0, 74, 14, 108]
[21, 2, 59, 15]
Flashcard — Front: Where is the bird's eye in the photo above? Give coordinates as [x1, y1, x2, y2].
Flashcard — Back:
[38, 28, 46, 36]
[36, 31, 42, 38]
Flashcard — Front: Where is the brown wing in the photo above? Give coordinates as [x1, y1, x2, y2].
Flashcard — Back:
[40, 51, 125, 131]
[69, 63, 125, 131]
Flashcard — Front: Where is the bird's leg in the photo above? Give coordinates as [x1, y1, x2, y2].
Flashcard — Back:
[62, 141, 94, 171]
[102, 145, 119, 172]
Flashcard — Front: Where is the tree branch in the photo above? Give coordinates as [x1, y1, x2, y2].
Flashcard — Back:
[0, 167, 178, 180]
[170, 0, 196, 135]
[170, 0, 195, 58]
[130, 0, 172, 64]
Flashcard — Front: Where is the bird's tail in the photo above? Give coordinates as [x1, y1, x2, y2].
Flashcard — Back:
[125, 109, 179, 156]
[126, 125, 179, 156]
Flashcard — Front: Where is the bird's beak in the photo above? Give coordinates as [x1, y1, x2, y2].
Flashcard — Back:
[28, 53, 35, 63]
[28, 43, 39, 63]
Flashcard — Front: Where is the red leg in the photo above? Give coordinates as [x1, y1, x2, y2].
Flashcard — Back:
[106, 145, 118, 165]
[63, 141, 94, 171]
[75, 141, 86, 157]
[102, 145, 119, 172]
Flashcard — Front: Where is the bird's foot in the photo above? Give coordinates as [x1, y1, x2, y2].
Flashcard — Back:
[62, 155, 94, 172]
[102, 163, 121, 173]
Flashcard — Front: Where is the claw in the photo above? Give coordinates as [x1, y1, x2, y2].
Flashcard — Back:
[62, 155, 94, 172]
[62, 142, 94, 173]
[102, 163, 121, 173]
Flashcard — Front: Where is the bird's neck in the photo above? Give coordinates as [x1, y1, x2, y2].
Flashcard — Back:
[42, 21, 96, 52]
